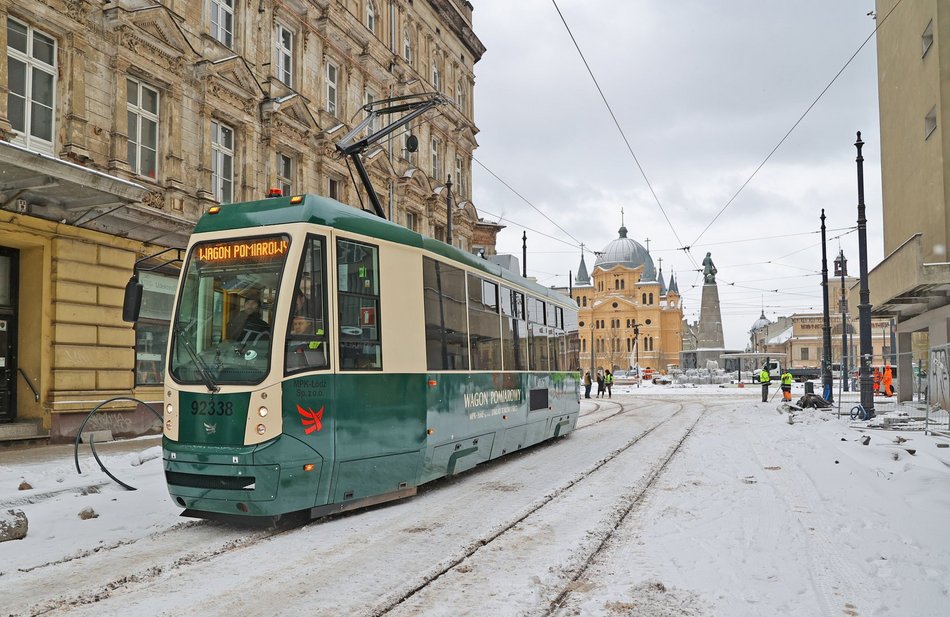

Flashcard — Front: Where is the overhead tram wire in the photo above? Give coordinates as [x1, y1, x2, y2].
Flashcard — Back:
[471, 156, 584, 248]
[477, 207, 581, 250]
[688, 0, 905, 248]
[550, 0, 694, 270]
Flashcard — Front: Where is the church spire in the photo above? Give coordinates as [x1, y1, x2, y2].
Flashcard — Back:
[574, 244, 591, 286]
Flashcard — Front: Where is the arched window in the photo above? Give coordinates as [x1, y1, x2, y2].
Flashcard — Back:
[615, 280, 620, 290]
[649, 292, 654, 304]
[621, 279, 625, 290]
[366, 1, 377, 33]
[403, 30, 412, 63]
[642, 293, 647, 304]
[431, 60, 441, 92]
[583, 296, 587, 307]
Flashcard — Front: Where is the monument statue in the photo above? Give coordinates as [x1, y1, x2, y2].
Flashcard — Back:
[702, 252, 717, 284]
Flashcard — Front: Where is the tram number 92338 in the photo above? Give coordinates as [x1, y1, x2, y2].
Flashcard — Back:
[190, 400, 234, 416]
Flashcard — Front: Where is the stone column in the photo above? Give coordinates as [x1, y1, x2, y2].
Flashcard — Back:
[62, 32, 90, 162]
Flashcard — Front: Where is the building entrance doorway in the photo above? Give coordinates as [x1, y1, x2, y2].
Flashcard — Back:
[0, 247, 19, 422]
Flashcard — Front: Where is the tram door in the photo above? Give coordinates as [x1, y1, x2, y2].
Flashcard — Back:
[0, 248, 18, 423]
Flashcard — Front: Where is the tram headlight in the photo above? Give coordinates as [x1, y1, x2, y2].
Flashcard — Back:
[166, 403, 174, 415]
[258, 406, 268, 417]
[257, 424, 266, 435]
[165, 420, 173, 430]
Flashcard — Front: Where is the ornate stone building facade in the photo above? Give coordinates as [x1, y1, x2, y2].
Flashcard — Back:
[0, 0, 487, 441]
[558, 226, 683, 376]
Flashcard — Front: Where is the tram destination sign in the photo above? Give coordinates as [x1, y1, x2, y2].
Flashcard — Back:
[194, 236, 289, 265]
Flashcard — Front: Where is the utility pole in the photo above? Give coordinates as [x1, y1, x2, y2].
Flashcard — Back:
[820, 209, 833, 402]
[855, 132, 875, 417]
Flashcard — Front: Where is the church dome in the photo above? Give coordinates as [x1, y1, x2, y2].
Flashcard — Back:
[594, 226, 656, 280]
[751, 311, 771, 332]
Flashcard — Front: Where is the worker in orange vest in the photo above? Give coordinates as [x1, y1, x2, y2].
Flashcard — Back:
[873, 367, 882, 395]
[882, 365, 894, 397]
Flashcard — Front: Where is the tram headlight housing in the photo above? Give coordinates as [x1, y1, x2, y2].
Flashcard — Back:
[258, 406, 268, 417]
[257, 424, 266, 435]
[166, 403, 174, 415]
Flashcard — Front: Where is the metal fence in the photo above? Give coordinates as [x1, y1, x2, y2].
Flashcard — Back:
[927, 344, 950, 436]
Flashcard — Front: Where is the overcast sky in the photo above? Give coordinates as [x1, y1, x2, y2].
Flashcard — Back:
[470, 0, 885, 350]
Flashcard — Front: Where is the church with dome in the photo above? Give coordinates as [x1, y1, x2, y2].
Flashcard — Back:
[556, 225, 684, 375]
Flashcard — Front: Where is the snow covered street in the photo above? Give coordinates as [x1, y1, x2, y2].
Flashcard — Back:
[2, 385, 948, 616]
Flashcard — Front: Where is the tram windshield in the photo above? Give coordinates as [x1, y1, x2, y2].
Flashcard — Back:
[170, 235, 290, 387]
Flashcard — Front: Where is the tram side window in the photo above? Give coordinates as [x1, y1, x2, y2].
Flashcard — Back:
[135, 271, 176, 385]
[500, 287, 527, 370]
[422, 257, 469, 370]
[563, 306, 580, 370]
[467, 274, 502, 370]
[527, 297, 550, 371]
[337, 239, 381, 370]
[285, 235, 329, 374]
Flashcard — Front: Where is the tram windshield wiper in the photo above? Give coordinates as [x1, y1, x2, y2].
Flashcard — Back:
[174, 324, 219, 393]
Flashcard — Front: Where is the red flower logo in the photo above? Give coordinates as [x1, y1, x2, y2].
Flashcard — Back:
[297, 404, 324, 434]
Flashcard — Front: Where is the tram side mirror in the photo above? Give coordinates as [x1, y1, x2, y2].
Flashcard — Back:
[122, 275, 143, 323]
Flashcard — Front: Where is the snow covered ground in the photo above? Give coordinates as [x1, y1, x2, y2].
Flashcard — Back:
[1, 384, 948, 616]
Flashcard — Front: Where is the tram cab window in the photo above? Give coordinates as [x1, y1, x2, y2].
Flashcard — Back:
[337, 239, 382, 370]
[285, 235, 329, 374]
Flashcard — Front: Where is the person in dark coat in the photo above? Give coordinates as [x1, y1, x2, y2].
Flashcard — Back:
[583, 371, 592, 399]
[596, 371, 605, 398]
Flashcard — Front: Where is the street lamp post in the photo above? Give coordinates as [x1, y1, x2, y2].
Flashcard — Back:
[835, 250, 849, 392]
[855, 132, 875, 417]
[820, 210, 834, 402]
[633, 321, 641, 388]
[589, 320, 595, 378]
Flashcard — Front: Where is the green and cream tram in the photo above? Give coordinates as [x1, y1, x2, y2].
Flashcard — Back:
[155, 193, 580, 519]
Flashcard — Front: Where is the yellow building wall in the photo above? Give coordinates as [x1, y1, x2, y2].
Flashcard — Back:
[0, 212, 158, 433]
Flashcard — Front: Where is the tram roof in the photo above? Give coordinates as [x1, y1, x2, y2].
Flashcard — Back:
[193, 193, 574, 308]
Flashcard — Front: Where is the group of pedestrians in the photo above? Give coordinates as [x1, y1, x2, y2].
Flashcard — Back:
[583, 369, 613, 399]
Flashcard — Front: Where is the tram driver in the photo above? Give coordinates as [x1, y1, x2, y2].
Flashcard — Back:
[227, 294, 270, 344]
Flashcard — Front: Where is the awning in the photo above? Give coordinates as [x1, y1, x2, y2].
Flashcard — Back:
[0, 140, 193, 248]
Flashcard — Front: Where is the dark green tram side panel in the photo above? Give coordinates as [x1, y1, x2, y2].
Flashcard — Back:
[420, 372, 580, 484]
[285, 373, 428, 505]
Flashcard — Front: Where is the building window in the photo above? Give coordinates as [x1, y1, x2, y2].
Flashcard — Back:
[582, 296, 587, 307]
[135, 272, 177, 385]
[455, 156, 465, 197]
[277, 152, 293, 195]
[434, 224, 445, 242]
[7, 18, 56, 154]
[364, 89, 378, 133]
[431, 137, 442, 179]
[431, 60, 441, 92]
[456, 80, 466, 113]
[403, 29, 412, 63]
[800, 347, 810, 361]
[925, 106, 937, 140]
[210, 0, 234, 48]
[366, 1, 377, 33]
[276, 23, 293, 86]
[211, 120, 234, 203]
[329, 177, 341, 201]
[405, 210, 417, 232]
[922, 19, 934, 57]
[326, 60, 338, 115]
[127, 77, 160, 179]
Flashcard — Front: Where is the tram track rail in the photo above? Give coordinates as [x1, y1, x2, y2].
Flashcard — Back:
[369, 399, 689, 617]
[542, 404, 708, 616]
